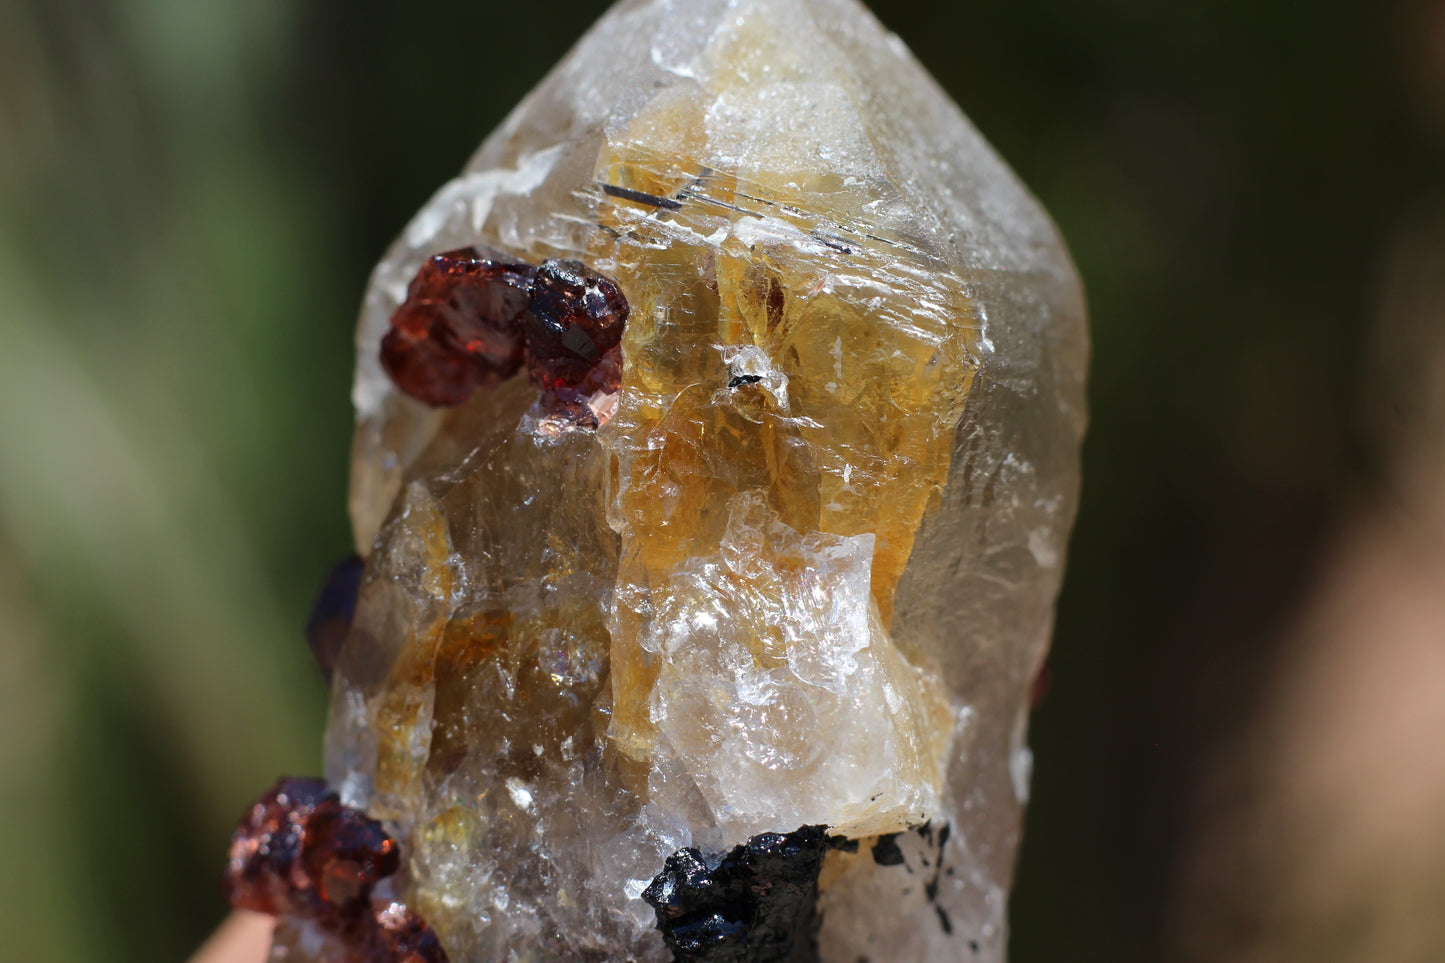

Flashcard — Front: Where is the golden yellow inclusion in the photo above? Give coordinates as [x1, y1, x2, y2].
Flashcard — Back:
[587, 75, 981, 773]
[367, 483, 456, 821]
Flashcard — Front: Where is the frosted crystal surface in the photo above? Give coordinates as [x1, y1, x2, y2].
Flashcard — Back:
[324, 0, 1087, 959]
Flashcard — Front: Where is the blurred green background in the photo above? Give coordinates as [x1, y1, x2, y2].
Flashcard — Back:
[1, 0, 1441, 961]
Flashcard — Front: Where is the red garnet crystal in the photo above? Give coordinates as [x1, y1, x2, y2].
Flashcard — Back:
[372, 901, 450, 963]
[301, 799, 400, 907]
[224, 777, 448, 962]
[380, 246, 533, 407]
[380, 248, 629, 413]
[522, 259, 630, 395]
[223, 777, 331, 916]
[304, 554, 364, 683]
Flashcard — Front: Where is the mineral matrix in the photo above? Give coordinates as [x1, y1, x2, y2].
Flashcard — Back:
[231, 0, 1088, 959]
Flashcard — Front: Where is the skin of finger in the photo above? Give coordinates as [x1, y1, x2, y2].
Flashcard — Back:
[189, 911, 274, 963]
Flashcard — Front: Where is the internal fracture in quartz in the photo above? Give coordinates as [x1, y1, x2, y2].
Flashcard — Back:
[245, 0, 1088, 960]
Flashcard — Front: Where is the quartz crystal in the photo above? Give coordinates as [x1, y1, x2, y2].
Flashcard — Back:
[290, 0, 1087, 959]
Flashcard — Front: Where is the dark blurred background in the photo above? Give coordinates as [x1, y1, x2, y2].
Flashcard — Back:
[2, 0, 1443, 960]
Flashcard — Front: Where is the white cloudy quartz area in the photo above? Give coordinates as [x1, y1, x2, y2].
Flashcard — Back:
[328, 0, 1087, 960]
[644, 492, 949, 843]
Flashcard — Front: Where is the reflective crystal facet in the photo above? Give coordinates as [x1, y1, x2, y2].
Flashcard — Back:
[323, 0, 1087, 959]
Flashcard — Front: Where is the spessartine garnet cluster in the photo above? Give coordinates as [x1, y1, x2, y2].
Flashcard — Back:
[224, 778, 447, 963]
[380, 245, 629, 410]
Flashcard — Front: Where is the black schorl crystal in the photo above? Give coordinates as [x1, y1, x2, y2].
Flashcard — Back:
[305, 554, 364, 682]
[727, 373, 764, 388]
[643, 825, 837, 963]
[869, 833, 905, 867]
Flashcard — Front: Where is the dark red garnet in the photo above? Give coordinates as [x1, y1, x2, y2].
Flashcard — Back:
[371, 901, 451, 963]
[224, 777, 448, 962]
[305, 555, 364, 683]
[223, 777, 330, 916]
[379, 247, 629, 412]
[302, 800, 400, 907]
[521, 259, 630, 395]
[381, 246, 533, 407]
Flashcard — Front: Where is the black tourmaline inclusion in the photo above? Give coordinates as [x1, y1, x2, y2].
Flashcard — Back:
[643, 825, 836, 963]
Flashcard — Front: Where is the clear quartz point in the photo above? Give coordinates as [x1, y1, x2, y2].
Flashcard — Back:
[319, 0, 1087, 959]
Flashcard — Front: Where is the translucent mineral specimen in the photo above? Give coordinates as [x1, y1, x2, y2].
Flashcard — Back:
[304, 0, 1086, 959]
